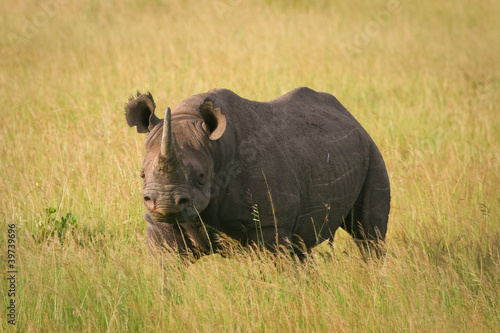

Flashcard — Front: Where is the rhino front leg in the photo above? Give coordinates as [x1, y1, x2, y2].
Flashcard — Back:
[146, 221, 210, 259]
[245, 226, 313, 261]
[147, 222, 184, 252]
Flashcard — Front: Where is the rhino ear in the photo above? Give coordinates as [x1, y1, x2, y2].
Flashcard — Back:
[125, 92, 161, 133]
[199, 98, 227, 140]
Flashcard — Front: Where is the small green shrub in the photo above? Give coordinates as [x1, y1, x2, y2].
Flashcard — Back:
[33, 207, 78, 244]
[33, 207, 107, 246]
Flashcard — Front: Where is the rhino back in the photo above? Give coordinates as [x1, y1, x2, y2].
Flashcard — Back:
[205, 88, 375, 245]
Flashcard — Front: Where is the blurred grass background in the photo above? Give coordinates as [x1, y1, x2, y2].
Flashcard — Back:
[0, 0, 499, 331]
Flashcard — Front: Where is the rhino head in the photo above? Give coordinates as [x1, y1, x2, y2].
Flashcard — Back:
[125, 92, 227, 225]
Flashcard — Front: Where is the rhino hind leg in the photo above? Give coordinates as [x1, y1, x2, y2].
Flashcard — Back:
[341, 159, 390, 259]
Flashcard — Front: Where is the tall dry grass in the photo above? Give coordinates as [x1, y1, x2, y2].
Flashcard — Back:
[1, 0, 499, 331]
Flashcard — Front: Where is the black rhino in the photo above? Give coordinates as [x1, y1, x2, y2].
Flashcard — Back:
[125, 87, 390, 259]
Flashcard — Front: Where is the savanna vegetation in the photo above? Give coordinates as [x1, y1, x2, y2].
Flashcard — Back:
[1, 0, 499, 331]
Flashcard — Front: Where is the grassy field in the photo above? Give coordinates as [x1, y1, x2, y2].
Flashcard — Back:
[1, 0, 499, 331]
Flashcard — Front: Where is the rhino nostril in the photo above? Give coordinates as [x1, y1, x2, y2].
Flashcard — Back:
[143, 195, 156, 212]
[176, 197, 191, 210]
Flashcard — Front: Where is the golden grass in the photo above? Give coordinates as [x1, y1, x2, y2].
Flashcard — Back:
[1, 0, 499, 331]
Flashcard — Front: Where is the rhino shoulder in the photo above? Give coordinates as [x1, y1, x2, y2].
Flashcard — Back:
[269, 87, 340, 108]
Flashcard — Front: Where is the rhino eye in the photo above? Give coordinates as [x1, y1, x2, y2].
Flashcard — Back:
[140, 171, 145, 179]
[197, 173, 206, 185]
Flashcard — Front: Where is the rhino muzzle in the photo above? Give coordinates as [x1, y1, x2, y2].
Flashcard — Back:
[142, 190, 192, 215]
[144, 203, 199, 225]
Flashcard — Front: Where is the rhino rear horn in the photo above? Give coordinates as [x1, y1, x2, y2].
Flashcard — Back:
[199, 98, 226, 140]
[125, 92, 161, 133]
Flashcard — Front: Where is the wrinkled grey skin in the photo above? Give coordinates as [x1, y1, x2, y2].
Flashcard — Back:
[125, 88, 390, 259]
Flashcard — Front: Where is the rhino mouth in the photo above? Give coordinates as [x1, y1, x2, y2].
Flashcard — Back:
[144, 208, 199, 225]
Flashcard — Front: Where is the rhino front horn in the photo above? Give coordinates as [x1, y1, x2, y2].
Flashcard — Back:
[160, 107, 172, 158]
[160, 108, 182, 169]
